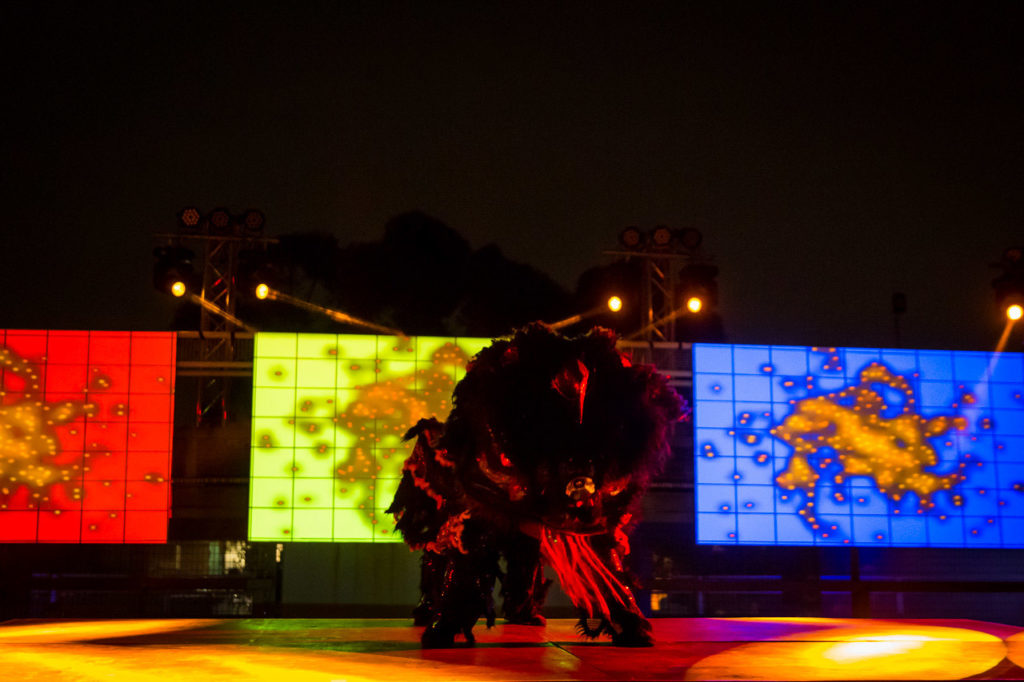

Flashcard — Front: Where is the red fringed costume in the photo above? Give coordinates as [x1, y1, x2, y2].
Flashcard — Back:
[386, 324, 685, 647]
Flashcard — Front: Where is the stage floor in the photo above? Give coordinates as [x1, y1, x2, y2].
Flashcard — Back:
[1, 617, 1022, 681]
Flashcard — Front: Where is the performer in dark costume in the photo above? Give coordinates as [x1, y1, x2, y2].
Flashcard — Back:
[387, 323, 685, 647]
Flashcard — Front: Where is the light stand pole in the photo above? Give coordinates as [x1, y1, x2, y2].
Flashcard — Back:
[154, 208, 276, 426]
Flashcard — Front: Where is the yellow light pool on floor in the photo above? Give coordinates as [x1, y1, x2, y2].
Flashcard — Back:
[686, 620, 1007, 681]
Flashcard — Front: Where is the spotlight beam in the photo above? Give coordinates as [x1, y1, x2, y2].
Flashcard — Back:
[625, 305, 688, 341]
[547, 297, 624, 331]
[262, 287, 404, 336]
[968, 316, 1020, 408]
[188, 294, 258, 334]
[994, 316, 1018, 355]
[548, 313, 585, 330]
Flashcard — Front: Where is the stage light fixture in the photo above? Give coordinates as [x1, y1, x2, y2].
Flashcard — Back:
[153, 246, 197, 297]
[651, 225, 673, 248]
[181, 207, 201, 226]
[177, 206, 203, 233]
[208, 208, 232, 235]
[678, 262, 719, 316]
[992, 246, 1024, 323]
[240, 209, 265, 236]
[239, 249, 279, 302]
[618, 226, 644, 250]
[675, 227, 703, 250]
[607, 295, 623, 313]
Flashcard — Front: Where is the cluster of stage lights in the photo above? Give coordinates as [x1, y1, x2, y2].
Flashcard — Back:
[153, 208, 270, 300]
[618, 225, 703, 252]
[617, 225, 715, 317]
[176, 206, 265, 237]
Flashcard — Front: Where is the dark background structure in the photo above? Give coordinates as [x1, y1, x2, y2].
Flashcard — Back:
[2, 2, 1022, 349]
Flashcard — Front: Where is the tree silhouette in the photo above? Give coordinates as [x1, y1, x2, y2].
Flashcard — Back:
[176, 211, 576, 337]
[335, 212, 474, 334]
[448, 243, 572, 336]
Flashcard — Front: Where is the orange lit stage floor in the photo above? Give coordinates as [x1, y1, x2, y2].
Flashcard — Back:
[1, 617, 1023, 681]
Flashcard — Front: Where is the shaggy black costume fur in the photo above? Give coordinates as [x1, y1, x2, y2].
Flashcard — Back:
[386, 324, 684, 647]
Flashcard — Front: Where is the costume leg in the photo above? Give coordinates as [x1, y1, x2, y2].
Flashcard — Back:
[413, 550, 445, 626]
[500, 533, 550, 625]
[421, 546, 500, 648]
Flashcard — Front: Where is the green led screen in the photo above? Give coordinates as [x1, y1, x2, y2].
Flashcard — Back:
[249, 333, 490, 542]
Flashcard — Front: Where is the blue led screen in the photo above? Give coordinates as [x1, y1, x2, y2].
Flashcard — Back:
[693, 344, 1024, 547]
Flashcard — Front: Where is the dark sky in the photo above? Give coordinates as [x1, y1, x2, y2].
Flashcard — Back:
[2, 2, 1021, 350]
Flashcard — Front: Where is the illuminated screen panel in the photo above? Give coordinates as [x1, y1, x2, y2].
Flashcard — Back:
[693, 343, 1024, 547]
[249, 333, 491, 542]
[0, 330, 176, 543]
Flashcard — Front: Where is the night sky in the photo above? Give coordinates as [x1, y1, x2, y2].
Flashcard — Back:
[2, 2, 1022, 351]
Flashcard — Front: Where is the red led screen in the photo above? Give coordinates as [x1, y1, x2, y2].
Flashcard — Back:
[0, 330, 176, 543]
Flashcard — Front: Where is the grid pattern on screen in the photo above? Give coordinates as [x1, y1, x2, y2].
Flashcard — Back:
[0, 330, 176, 543]
[249, 333, 491, 542]
[693, 343, 1024, 548]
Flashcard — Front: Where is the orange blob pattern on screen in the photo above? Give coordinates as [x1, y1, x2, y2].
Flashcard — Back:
[774, 362, 968, 535]
[0, 347, 96, 508]
[0, 331, 176, 543]
[249, 334, 490, 542]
